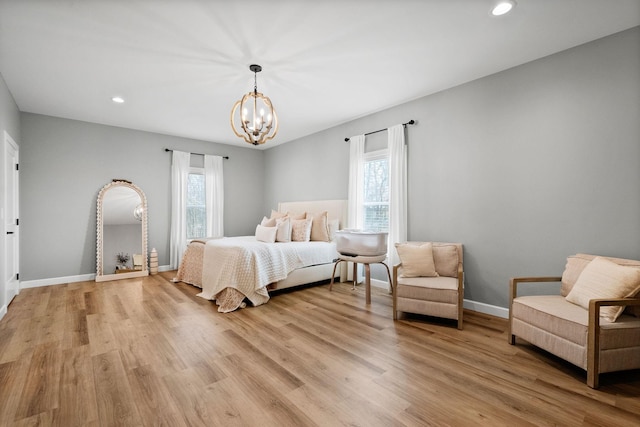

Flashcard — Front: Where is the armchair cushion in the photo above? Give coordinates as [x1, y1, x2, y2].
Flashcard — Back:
[396, 275, 459, 304]
[395, 242, 438, 277]
[512, 295, 640, 371]
[566, 257, 640, 322]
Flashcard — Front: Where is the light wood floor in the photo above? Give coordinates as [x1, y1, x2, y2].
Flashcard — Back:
[1, 273, 639, 426]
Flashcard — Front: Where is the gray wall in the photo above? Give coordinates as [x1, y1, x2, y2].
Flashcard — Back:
[0, 72, 21, 314]
[264, 27, 640, 309]
[20, 114, 264, 280]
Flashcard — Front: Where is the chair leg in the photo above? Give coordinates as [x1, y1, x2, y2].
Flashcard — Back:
[329, 260, 342, 291]
[381, 261, 392, 294]
[364, 263, 371, 304]
[352, 262, 357, 290]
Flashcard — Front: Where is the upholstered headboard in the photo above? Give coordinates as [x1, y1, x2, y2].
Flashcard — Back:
[277, 200, 347, 229]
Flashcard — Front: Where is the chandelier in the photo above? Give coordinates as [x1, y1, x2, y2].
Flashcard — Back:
[230, 64, 278, 145]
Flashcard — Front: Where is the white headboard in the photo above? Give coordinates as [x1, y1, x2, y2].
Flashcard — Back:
[277, 200, 347, 228]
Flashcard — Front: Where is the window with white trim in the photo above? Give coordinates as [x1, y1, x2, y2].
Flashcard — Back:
[362, 149, 389, 232]
[186, 168, 206, 239]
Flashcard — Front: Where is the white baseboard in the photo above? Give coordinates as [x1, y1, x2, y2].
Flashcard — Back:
[19, 266, 175, 289]
[20, 273, 97, 289]
[371, 278, 508, 319]
[463, 299, 509, 319]
[0, 304, 6, 321]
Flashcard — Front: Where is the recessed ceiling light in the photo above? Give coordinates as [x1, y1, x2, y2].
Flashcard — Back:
[111, 96, 125, 104]
[491, 0, 516, 16]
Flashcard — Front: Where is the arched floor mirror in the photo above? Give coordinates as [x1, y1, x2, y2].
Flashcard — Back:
[96, 180, 148, 282]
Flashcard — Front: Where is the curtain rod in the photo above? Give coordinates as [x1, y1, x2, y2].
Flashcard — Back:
[344, 119, 416, 142]
[164, 148, 229, 159]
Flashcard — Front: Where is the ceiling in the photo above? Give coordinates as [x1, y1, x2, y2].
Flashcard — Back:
[1, 1, 638, 149]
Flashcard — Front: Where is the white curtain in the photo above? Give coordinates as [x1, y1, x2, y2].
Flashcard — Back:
[204, 155, 224, 238]
[387, 124, 407, 267]
[169, 150, 191, 269]
[347, 134, 365, 229]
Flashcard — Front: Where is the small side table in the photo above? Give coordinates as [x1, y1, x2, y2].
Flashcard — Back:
[329, 254, 392, 304]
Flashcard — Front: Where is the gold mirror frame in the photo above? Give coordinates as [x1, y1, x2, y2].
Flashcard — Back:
[95, 180, 148, 282]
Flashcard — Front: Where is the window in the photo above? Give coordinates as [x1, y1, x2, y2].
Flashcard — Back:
[362, 149, 389, 232]
[186, 169, 206, 239]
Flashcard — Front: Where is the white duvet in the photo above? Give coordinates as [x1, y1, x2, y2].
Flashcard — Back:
[197, 236, 337, 310]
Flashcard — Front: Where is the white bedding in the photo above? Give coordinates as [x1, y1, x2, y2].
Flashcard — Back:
[196, 236, 338, 310]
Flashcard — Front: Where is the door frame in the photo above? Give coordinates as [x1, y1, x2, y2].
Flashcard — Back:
[2, 130, 19, 318]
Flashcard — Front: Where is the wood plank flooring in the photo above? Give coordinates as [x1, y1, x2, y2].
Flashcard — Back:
[1, 272, 639, 426]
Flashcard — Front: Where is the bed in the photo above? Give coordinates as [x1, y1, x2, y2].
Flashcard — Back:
[173, 200, 347, 312]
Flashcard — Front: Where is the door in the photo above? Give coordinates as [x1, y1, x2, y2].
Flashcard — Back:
[3, 131, 19, 305]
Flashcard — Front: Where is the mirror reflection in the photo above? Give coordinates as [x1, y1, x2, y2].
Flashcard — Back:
[96, 180, 148, 282]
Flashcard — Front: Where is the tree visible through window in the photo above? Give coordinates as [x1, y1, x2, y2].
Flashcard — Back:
[363, 151, 389, 232]
[187, 172, 206, 239]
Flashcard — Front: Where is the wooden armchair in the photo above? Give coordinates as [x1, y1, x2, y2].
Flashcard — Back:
[393, 242, 464, 329]
[509, 254, 640, 388]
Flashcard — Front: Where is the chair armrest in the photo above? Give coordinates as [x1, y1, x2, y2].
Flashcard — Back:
[509, 276, 562, 301]
[588, 297, 640, 323]
[393, 263, 402, 279]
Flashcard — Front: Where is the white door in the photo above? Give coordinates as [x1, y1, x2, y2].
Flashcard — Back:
[3, 131, 19, 305]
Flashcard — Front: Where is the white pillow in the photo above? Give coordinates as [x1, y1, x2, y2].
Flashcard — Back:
[328, 219, 340, 241]
[275, 217, 291, 242]
[255, 224, 277, 243]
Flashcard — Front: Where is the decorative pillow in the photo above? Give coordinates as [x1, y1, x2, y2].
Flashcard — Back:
[275, 217, 291, 242]
[270, 209, 287, 220]
[288, 211, 306, 220]
[291, 219, 312, 242]
[566, 256, 640, 322]
[306, 211, 330, 242]
[433, 244, 459, 278]
[255, 224, 276, 243]
[395, 242, 438, 278]
[328, 219, 340, 241]
[260, 216, 276, 227]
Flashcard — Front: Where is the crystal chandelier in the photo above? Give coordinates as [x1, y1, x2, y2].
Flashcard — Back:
[230, 64, 278, 145]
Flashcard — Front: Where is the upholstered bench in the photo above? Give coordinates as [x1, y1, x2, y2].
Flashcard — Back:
[509, 254, 640, 388]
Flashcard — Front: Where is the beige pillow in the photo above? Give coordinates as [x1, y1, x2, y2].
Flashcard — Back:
[288, 211, 306, 220]
[270, 209, 287, 219]
[255, 224, 276, 243]
[291, 219, 312, 242]
[433, 244, 459, 278]
[566, 256, 640, 322]
[306, 211, 330, 242]
[261, 216, 276, 227]
[275, 217, 291, 242]
[395, 243, 438, 278]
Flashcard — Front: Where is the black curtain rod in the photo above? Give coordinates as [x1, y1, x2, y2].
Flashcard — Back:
[344, 119, 416, 142]
[164, 148, 229, 159]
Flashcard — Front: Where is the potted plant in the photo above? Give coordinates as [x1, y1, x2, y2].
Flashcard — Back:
[116, 252, 130, 269]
